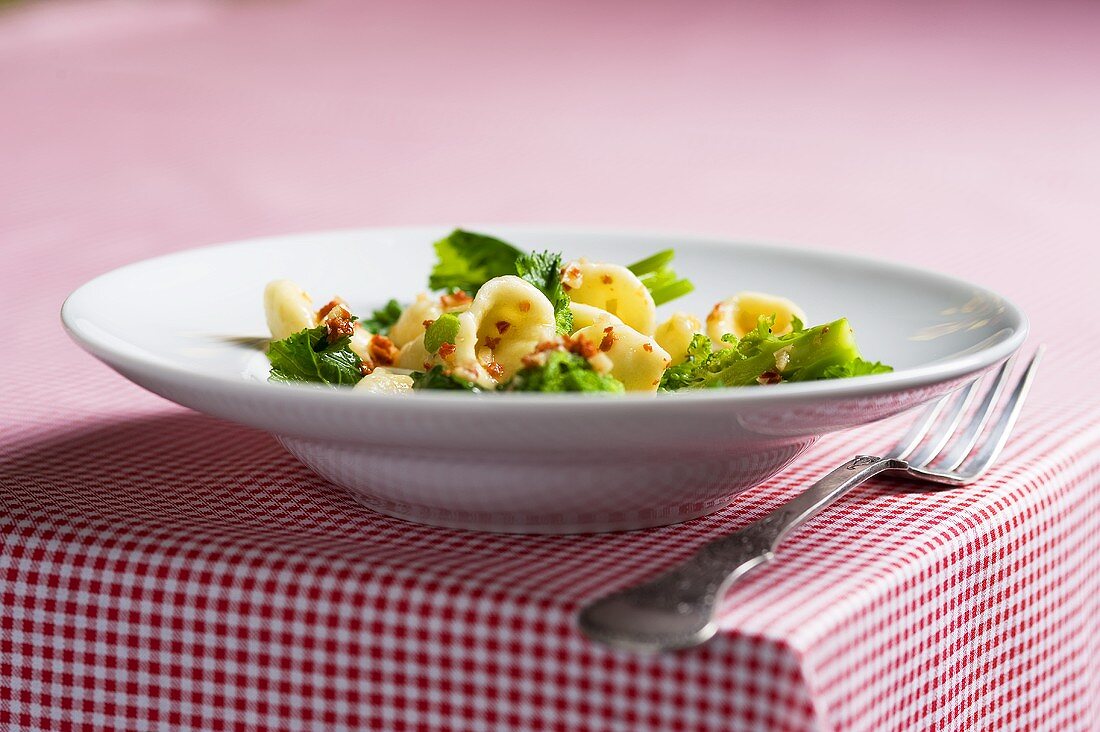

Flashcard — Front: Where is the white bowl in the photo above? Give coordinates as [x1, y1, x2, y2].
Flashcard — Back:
[62, 226, 1026, 533]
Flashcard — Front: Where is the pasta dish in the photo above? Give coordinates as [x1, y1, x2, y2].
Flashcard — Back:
[262, 230, 891, 394]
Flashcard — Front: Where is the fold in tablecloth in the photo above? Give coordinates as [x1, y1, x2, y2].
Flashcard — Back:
[3, 1, 1100, 730]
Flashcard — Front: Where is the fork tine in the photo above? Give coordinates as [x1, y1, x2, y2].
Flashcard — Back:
[888, 398, 949, 460]
[950, 347, 1044, 480]
[933, 354, 1018, 472]
[903, 377, 984, 468]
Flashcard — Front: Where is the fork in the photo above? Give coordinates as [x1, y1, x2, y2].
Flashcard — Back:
[578, 348, 1044, 653]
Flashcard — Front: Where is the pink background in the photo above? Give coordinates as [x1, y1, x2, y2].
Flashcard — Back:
[3, 0, 1098, 421]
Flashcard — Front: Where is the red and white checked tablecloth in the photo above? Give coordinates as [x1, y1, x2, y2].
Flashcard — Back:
[3, 1, 1100, 730]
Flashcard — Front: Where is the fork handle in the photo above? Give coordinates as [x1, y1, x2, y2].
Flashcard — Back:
[578, 455, 907, 652]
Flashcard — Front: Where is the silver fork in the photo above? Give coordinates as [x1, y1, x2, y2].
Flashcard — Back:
[578, 348, 1044, 653]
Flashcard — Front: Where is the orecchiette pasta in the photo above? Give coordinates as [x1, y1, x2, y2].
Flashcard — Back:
[348, 323, 373, 362]
[654, 312, 702, 366]
[568, 302, 623, 332]
[264, 279, 317, 340]
[573, 323, 670, 392]
[354, 367, 414, 395]
[263, 229, 889, 394]
[707, 291, 806, 345]
[562, 260, 656, 335]
[396, 332, 434, 372]
[389, 292, 443, 348]
[451, 275, 557, 386]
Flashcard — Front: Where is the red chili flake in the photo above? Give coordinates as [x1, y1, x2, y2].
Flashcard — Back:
[359, 361, 376, 376]
[440, 290, 473, 310]
[601, 275, 613, 285]
[599, 327, 616, 352]
[518, 301, 531, 313]
[368, 335, 399, 366]
[495, 321, 511, 334]
[568, 333, 598, 359]
[438, 342, 457, 359]
[485, 360, 505, 380]
[561, 265, 583, 291]
[423, 361, 433, 371]
[642, 343, 654, 353]
[422, 319, 435, 329]
[756, 371, 783, 385]
[484, 337, 502, 350]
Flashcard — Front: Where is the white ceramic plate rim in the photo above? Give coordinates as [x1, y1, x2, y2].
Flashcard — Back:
[61, 224, 1028, 410]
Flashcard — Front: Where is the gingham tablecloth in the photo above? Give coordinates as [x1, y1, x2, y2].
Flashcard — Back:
[3, 1, 1100, 730]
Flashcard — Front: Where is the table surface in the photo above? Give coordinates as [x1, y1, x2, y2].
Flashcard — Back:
[3, 1, 1100, 730]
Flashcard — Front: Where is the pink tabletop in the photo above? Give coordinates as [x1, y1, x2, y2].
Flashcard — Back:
[3, 1, 1100, 730]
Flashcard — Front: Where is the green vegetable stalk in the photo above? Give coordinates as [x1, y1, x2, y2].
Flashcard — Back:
[699, 318, 861, 387]
[627, 248, 695, 305]
[661, 316, 892, 390]
[423, 313, 461, 353]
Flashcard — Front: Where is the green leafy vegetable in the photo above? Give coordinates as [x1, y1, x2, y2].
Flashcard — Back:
[659, 334, 714, 391]
[426, 231, 576, 332]
[410, 365, 484, 392]
[423, 312, 461, 353]
[660, 316, 892, 390]
[267, 326, 363, 386]
[515, 250, 573, 334]
[503, 350, 625, 393]
[627, 249, 695, 306]
[360, 299, 403, 335]
[821, 358, 894, 379]
[700, 317, 864, 387]
[428, 229, 524, 294]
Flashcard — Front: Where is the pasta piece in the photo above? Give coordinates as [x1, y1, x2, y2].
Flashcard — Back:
[389, 292, 443, 348]
[568, 302, 623, 332]
[452, 275, 557, 386]
[396, 276, 557, 388]
[562, 259, 656, 335]
[348, 323, 373, 363]
[396, 333, 434, 372]
[654, 312, 703, 366]
[573, 323, 670, 392]
[707, 291, 806, 346]
[354, 367, 414, 395]
[264, 279, 317, 340]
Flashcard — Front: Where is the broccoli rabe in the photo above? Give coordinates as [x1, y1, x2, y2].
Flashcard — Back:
[428, 230, 523, 294]
[658, 333, 713, 391]
[423, 313, 461, 353]
[428, 230, 695, 319]
[820, 358, 894, 379]
[627, 249, 695, 305]
[503, 351, 625, 393]
[428, 231, 574, 333]
[515, 251, 573, 334]
[660, 316, 892, 390]
[267, 325, 364, 386]
[410, 365, 485, 392]
[360, 299, 403, 336]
